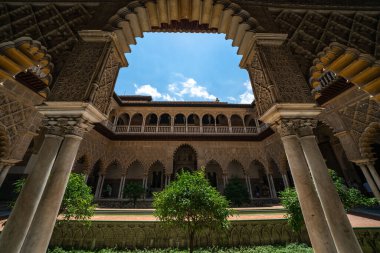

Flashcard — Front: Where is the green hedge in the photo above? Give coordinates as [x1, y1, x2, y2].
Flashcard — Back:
[49, 244, 312, 253]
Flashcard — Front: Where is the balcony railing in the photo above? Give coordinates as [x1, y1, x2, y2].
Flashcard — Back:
[103, 122, 268, 135]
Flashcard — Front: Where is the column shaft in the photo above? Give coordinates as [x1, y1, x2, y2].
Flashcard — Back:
[94, 175, 103, 198]
[300, 135, 362, 253]
[282, 135, 337, 253]
[0, 135, 63, 253]
[266, 174, 274, 198]
[21, 135, 83, 253]
[269, 175, 277, 198]
[367, 163, 380, 190]
[0, 165, 11, 188]
[359, 164, 380, 199]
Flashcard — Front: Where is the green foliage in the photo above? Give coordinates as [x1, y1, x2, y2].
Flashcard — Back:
[223, 177, 249, 207]
[153, 168, 233, 253]
[328, 170, 378, 211]
[279, 169, 379, 232]
[14, 173, 95, 221]
[279, 188, 304, 233]
[124, 182, 145, 208]
[61, 173, 95, 221]
[48, 244, 313, 253]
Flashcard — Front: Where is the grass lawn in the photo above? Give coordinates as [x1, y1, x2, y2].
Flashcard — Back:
[49, 244, 312, 253]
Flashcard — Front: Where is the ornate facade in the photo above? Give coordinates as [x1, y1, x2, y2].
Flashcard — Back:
[0, 1, 380, 253]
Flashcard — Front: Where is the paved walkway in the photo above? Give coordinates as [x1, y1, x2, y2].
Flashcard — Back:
[87, 213, 380, 227]
[1, 207, 379, 231]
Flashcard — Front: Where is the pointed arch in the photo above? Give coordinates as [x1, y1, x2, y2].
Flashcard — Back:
[205, 159, 224, 193]
[72, 154, 91, 175]
[173, 144, 198, 174]
[227, 159, 245, 178]
[147, 160, 165, 195]
[126, 159, 145, 180]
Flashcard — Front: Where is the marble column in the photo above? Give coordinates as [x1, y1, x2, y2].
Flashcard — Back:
[21, 134, 84, 253]
[282, 174, 289, 188]
[118, 176, 126, 199]
[245, 176, 253, 199]
[95, 175, 103, 198]
[0, 165, 11, 188]
[268, 174, 277, 198]
[299, 130, 363, 253]
[358, 163, 380, 199]
[0, 134, 63, 253]
[281, 134, 337, 253]
[266, 174, 274, 198]
[367, 162, 380, 190]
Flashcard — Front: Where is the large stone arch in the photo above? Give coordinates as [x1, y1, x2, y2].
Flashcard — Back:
[106, 0, 265, 66]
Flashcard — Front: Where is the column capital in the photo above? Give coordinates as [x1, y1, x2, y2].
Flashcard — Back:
[42, 116, 93, 138]
[37, 102, 107, 137]
[275, 118, 318, 137]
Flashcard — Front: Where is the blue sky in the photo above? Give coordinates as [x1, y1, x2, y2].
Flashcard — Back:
[114, 33, 254, 104]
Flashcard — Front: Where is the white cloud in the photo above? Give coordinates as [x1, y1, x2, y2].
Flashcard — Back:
[168, 78, 216, 100]
[162, 94, 177, 101]
[134, 84, 162, 99]
[227, 96, 236, 101]
[239, 80, 255, 104]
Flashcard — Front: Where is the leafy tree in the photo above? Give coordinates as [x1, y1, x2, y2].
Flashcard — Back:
[124, 182, 145, 208]
[223, 177, 250, 207]
[153, 168, 233, 253]
[14, 173, 95, 221]
[280, 169, 378, 232]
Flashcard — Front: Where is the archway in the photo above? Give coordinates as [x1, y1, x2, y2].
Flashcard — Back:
[102, 160, 123, 198]
[147, 161, 165, 198]
[72, 155, 90, 175]
[205, 160, 223, 193]
[248, 160, 270, 198]
[173, 144, 197, 176]
[87, 160, 103, 195]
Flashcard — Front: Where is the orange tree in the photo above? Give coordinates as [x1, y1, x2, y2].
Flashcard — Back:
[153, 168, 233, 253]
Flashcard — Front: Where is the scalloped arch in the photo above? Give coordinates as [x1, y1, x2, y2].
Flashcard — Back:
[106, 0, 265, 66]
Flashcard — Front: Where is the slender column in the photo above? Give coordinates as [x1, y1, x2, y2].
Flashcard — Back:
[358, 164, 380, 199]
[281, 133, 337, 253]
[367, 162, 380, 190]
[0, 165, 11, 187]
[282, 174, 289, 188]
[269, 175, 277, 198]
[21, 134, 84, 253]
[246, 176, 253, 199]
[266, 174, 274, 198]
[0, 134, 63, 253]
[98, 176, 105, 198]
[299, 127, 363, 253]
[118, 176, 126, 199]
[94, 175, 103, 198]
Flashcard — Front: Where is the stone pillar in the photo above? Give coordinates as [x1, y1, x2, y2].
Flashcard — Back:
[298, 122, 363, 253]
[0, 164, 11, 188]
[280, 128, 337, 253]
[95, 175, 103, 198]
[282, 173, 289, 188]
[21, 134, 84, 253]
[0, 134, 63, 253]
[367, 162, 380, 190]
[118, 176, 126, 199]
[245, 176, 253, 199]
[266, 174, 274, 198]
[268, 174, 277, 198]
[357, 163, 380, 199]
[24, 153, 38, 174]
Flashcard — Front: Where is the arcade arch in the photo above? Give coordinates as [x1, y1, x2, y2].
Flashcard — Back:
[173, 144, 197, 175]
